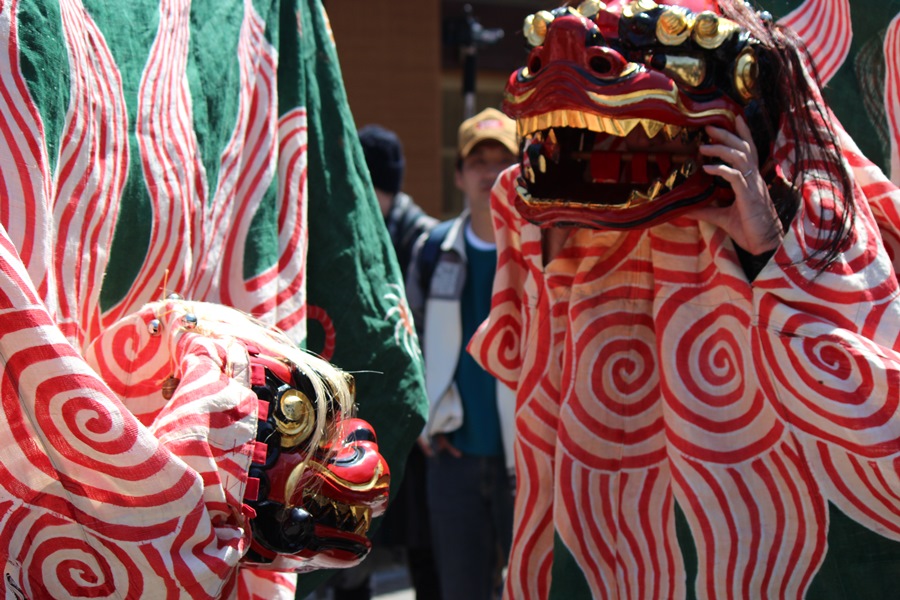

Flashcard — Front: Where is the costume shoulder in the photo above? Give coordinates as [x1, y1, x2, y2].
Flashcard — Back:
[468, 166, 528, 389]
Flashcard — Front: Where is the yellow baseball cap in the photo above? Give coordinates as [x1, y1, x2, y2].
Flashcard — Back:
[457, 108, 518, 159]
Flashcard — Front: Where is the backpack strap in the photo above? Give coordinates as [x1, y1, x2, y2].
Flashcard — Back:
[417, 219, 454, 294]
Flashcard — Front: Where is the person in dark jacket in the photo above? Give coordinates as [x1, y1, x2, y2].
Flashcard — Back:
[326, 125, 439, 600]
[360, 124, 437, 281]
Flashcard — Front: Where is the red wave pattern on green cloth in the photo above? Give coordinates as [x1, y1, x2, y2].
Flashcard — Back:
[0, 0, 308, 353]
[0, 0, 424, 597]
[99, 0, 308, 344]
[778, 0, 852, 85]
[775, 0, 900, 185]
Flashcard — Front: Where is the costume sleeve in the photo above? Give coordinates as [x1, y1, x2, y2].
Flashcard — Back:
[237, 569, 297, 599]
[749, 129, 900, 540]
[838, 125, 900, 275]
[0, 225, 259, 599]
[404, 230, 431, 341]
[468, 166, 528, 390]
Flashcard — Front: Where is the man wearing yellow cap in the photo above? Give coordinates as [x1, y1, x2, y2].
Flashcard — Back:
[406, 108, 519, 600]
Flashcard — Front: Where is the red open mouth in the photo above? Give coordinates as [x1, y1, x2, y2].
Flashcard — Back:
[515, 113, 730, 229]
[296, 427, 391, 554]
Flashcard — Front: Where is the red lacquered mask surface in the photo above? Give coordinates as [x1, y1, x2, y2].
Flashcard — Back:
[506, 0, 762, 229]
[243, 352, 390, 571]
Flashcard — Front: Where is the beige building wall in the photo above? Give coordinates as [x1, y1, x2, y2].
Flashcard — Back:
[326, 1, 444, 218]
[327, 1, 548, 219]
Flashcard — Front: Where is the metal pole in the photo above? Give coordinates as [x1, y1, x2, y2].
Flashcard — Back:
[459, 4, 503, 120]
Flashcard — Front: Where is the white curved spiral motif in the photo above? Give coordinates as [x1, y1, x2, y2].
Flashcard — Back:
[471, 149, 900, 598]
[657, 286, 781, 462]
[10, 514, 145, 599]
[757, 309, 900, 458]
[563, 303, 663, 467]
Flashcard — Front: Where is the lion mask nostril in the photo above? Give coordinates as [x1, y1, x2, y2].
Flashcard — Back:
[590, 55, 612, 75]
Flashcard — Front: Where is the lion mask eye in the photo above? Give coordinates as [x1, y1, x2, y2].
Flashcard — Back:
[275, 386, 317, 447]
[733, 45, 760, 102]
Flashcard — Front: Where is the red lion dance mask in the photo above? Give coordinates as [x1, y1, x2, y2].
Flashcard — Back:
[86, 299, 391, 573]
[467, 0, 900, 598]
[508, 0, 785, 230]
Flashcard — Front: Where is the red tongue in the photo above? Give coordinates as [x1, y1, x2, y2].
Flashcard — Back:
[630, 153, 648, 184]
[590, 152, 620, 183]
[656, 154, 672, 179]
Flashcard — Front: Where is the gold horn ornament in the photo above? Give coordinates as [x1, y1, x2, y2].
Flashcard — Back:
[656, 7, 693, 46]
[692, 11, 738, 50]
[623, 0, 658, 19]
[276, 388, 316, 448]
[577, 0, 607, 19]
[524, 11, 555, 47]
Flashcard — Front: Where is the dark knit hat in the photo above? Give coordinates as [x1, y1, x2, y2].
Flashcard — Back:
[358, 124, 405, 194]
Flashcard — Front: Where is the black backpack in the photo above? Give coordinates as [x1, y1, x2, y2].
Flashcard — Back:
[416, 219, 453, 294]
[386, 193, 437, 281]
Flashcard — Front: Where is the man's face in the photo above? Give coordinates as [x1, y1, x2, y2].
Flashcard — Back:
[456, 141, 517, 211]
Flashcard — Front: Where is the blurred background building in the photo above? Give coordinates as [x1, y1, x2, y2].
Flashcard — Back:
[326, 0, 546, 219]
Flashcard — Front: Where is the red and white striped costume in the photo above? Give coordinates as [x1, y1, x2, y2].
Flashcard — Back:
[471, 105, 900, 599]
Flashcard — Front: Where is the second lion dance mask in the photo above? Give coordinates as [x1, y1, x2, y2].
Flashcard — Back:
[470, 1, 900, 598]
